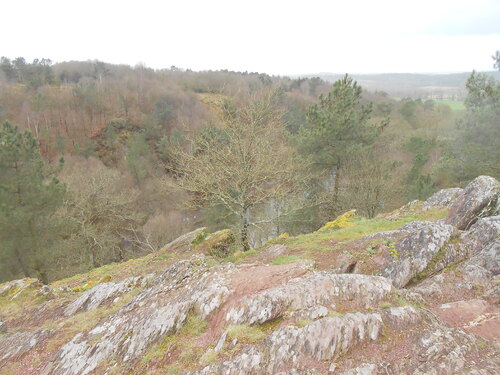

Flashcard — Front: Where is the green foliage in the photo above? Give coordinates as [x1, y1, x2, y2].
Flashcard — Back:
[192, 126, 228, 156]
[0, 57, 54, 88]
[319, 210, 357, 231]
[338, 153, 397, 218]
[437, 71, 500, 184]
[74, 138, 96, 158]
[127, 132, 152, 181]
[157, 129, 184, 167]
[295, 74, 384, 170]
[376, 102, 394, 116]
[292, 75, 387, 221]
[399, 98, 417, 124]
[154, 100, 173, 125]
[404, 137, 436, 200]
[0, 121, 66, 282]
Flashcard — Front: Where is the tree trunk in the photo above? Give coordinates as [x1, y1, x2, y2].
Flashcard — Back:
[14, 247, 30, 278]
[240, 208, 250, 251]
[91, 248, 100, 268]
[34, 262, 49, 284]
[333, 165, 341, 203]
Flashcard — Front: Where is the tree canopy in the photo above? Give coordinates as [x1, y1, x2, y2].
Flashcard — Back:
[293, 75, 387, 215]
[0, 121, 65, 282]
[171, 92, 306, 250]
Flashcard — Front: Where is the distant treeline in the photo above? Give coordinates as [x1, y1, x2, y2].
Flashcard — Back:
[306, 71, 500, 100]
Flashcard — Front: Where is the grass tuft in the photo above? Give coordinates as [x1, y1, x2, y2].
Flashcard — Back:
[270, 255, 303, 265]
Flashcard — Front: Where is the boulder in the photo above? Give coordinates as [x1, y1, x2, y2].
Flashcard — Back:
[194, 229, 236, 257]
[35, 285, 55, 299]
[423, 187, 463, 210]
[160, 227, 207, 253]
[381, 221, 457, 287]
[445, 175, 499, 229]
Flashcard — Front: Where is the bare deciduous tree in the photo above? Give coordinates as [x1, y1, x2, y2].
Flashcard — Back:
[338, 153, 397, 218]
[170, 92, 307, 250]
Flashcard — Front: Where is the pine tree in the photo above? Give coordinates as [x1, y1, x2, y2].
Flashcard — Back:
[0, 121, 65, 282]
[294, 75, 387, 214]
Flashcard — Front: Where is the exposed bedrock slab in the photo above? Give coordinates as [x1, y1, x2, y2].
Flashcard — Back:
[226, 273, 394, 325]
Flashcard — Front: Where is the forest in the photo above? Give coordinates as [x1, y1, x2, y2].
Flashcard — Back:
[1, 53, 499, 284]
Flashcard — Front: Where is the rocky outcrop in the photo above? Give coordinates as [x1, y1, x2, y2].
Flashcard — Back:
[0, 329, 52, 366]
[445, 175, 499, 229]
[381, 221, 457, 287]
[49, 256, 234, 375]
[1, 176, 499, 375]
[423, 187, 463, 210]
[195, 307, 422, 375]
[160, 227, 207, 253]
[63, 276, 149, 316]
[226, 273, 394, 325]
[0, 278, 42, 300]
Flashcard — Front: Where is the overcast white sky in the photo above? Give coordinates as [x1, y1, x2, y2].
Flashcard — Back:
[2, 0, 499, 75]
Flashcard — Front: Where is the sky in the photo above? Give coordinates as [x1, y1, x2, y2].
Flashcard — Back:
[1, 0, 499, 75]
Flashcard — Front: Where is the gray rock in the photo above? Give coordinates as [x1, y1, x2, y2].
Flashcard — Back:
[462, 216, 500, 254]
[412, 328, 493, 375]
[0, 329, 52, 366]
[462, 240, 500, 284]
[35, 285, 55, 299]
[417, 216, 500, 278]
[265, 312, 383, 369]
[291, 305, 329, 321]
[445, 176, 499, 230]
[214, 331, 227, 352]
[226, 273, 394, 325]
[333, 252, 359, 273]
[195, 307, 421, 375]
[382, 221, 457, 287]
[0, 278, 42, 300]
[423, 187, 463, 210]
[263, 244, 287, 257]
[0, 321, 6, 334]
[63, 276, 142, 316]
[339, 364, 378, 375]
[49, 255, 234, 375]
[160, 227, 207, 253]
[193, 347, 263, 375]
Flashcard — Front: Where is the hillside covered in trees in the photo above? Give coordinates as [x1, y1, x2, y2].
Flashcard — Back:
[0, 54, 499, 284]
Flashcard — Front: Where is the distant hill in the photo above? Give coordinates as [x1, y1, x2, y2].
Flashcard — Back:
[300, 71, 500, 100]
